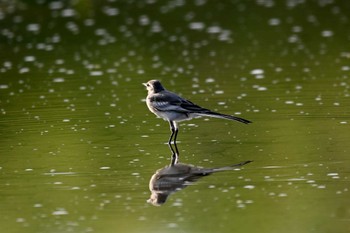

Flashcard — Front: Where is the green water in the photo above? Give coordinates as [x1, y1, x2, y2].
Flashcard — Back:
[1, 1, 350, 233]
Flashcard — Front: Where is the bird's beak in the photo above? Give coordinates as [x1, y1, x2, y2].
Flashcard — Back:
[142, 83, 147, 87]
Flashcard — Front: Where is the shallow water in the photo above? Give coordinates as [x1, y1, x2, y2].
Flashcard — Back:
[1, 1, 350, 233]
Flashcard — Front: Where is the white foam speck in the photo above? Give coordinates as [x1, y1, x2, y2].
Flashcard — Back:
[189, 22, 205, 30]
[61, 9, 75, 17]
[321, 30, 333, 37]
[268, 18, 281, 26]
[207, 26, 221, 34]
[90, 71, 103, 76]
[24, 56, 36, 62]
[27, 24, 40, 32]
[53, 77, 65, 83]
[52, 209, 68, 215]
[250, 69, 264, 75]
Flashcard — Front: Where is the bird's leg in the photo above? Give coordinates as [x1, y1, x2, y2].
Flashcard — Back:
[168, 133, 179, 166]
[168, 134, 175, 156]
[169, 143, 177, 166]
[173, 122, 179, 156]
[168, 121, 175, 145]
[168, 121, 180, 161]
[170, 150, 179, 166]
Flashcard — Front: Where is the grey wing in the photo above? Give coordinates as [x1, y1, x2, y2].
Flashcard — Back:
[178, 100, 211, 113]
[150, 92, 202, 113]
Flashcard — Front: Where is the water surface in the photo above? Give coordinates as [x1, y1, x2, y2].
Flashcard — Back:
[1, 1, 350, 233]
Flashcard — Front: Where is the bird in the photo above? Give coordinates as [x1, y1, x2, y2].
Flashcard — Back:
[147, 160, 252, 206]
[143, 80, 251, 145]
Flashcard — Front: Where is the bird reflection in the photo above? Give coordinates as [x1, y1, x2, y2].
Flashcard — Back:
[147, 144, 252, 206]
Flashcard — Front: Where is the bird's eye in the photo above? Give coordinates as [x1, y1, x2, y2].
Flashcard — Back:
[147, 84, 150, 87]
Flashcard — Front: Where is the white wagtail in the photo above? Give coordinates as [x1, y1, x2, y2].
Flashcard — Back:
[147, 160, 252, 206]
[143, 80, 251, 145]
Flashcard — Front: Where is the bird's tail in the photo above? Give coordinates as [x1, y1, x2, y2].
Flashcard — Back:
[190, 160, 252, 176]
[196, 111, 252, 124]
[211, 160, 253, 172]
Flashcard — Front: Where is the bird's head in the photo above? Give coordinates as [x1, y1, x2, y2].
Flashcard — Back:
[147, 192, 168, 206]
[143, 80, 165, 93]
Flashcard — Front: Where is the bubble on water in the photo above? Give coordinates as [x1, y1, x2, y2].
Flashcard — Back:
[341, 66, 350, 71]
[292, 25, 303, 33]
[288, 34, 299, 43]
[24, 57, 36, 64]
[189, 22, 205, 30]
[321, 30, 333, 37]
[61, 9, 75, 17]
[16, 218, 26, 223]
[151, 21, 162, 33]
[257, 86, 267, 91]
[167, 223, 178, 228]
[27, 24, 40, 32]
[103, 6, 119, 16]
[53, 77, 65, 83]
[172, 199, 183, 207]
[107, 69, 117, 74]
[34, 203, 43, 208]
[0, 84, 9, 89]
[250, 69, 264, 75]
[268, 18, 280, 26]
[19, 67, 30, 73]
[205, 77, 215, 83]
[49, 1, 63, 10]
[243, 185, 255, 190]
[295, 85, 303, 90]
[327, 173, 339, 177]
[52, 209, 68, 215]
[66, 21, 79, 33]
[84, 18, 95, 26]
[3, 61, 12, 68]
[90, 71, 103, 76]
[340, 52, 350, 58]
[219, 30, 232, 41]
[207, 26, 221, 34]
[36, 43, 46, 50]
[100, 167, 110, 170]
[340, 121, 347, 124]
[285, 100, 294, 104]
[139, 15, 150, 26]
